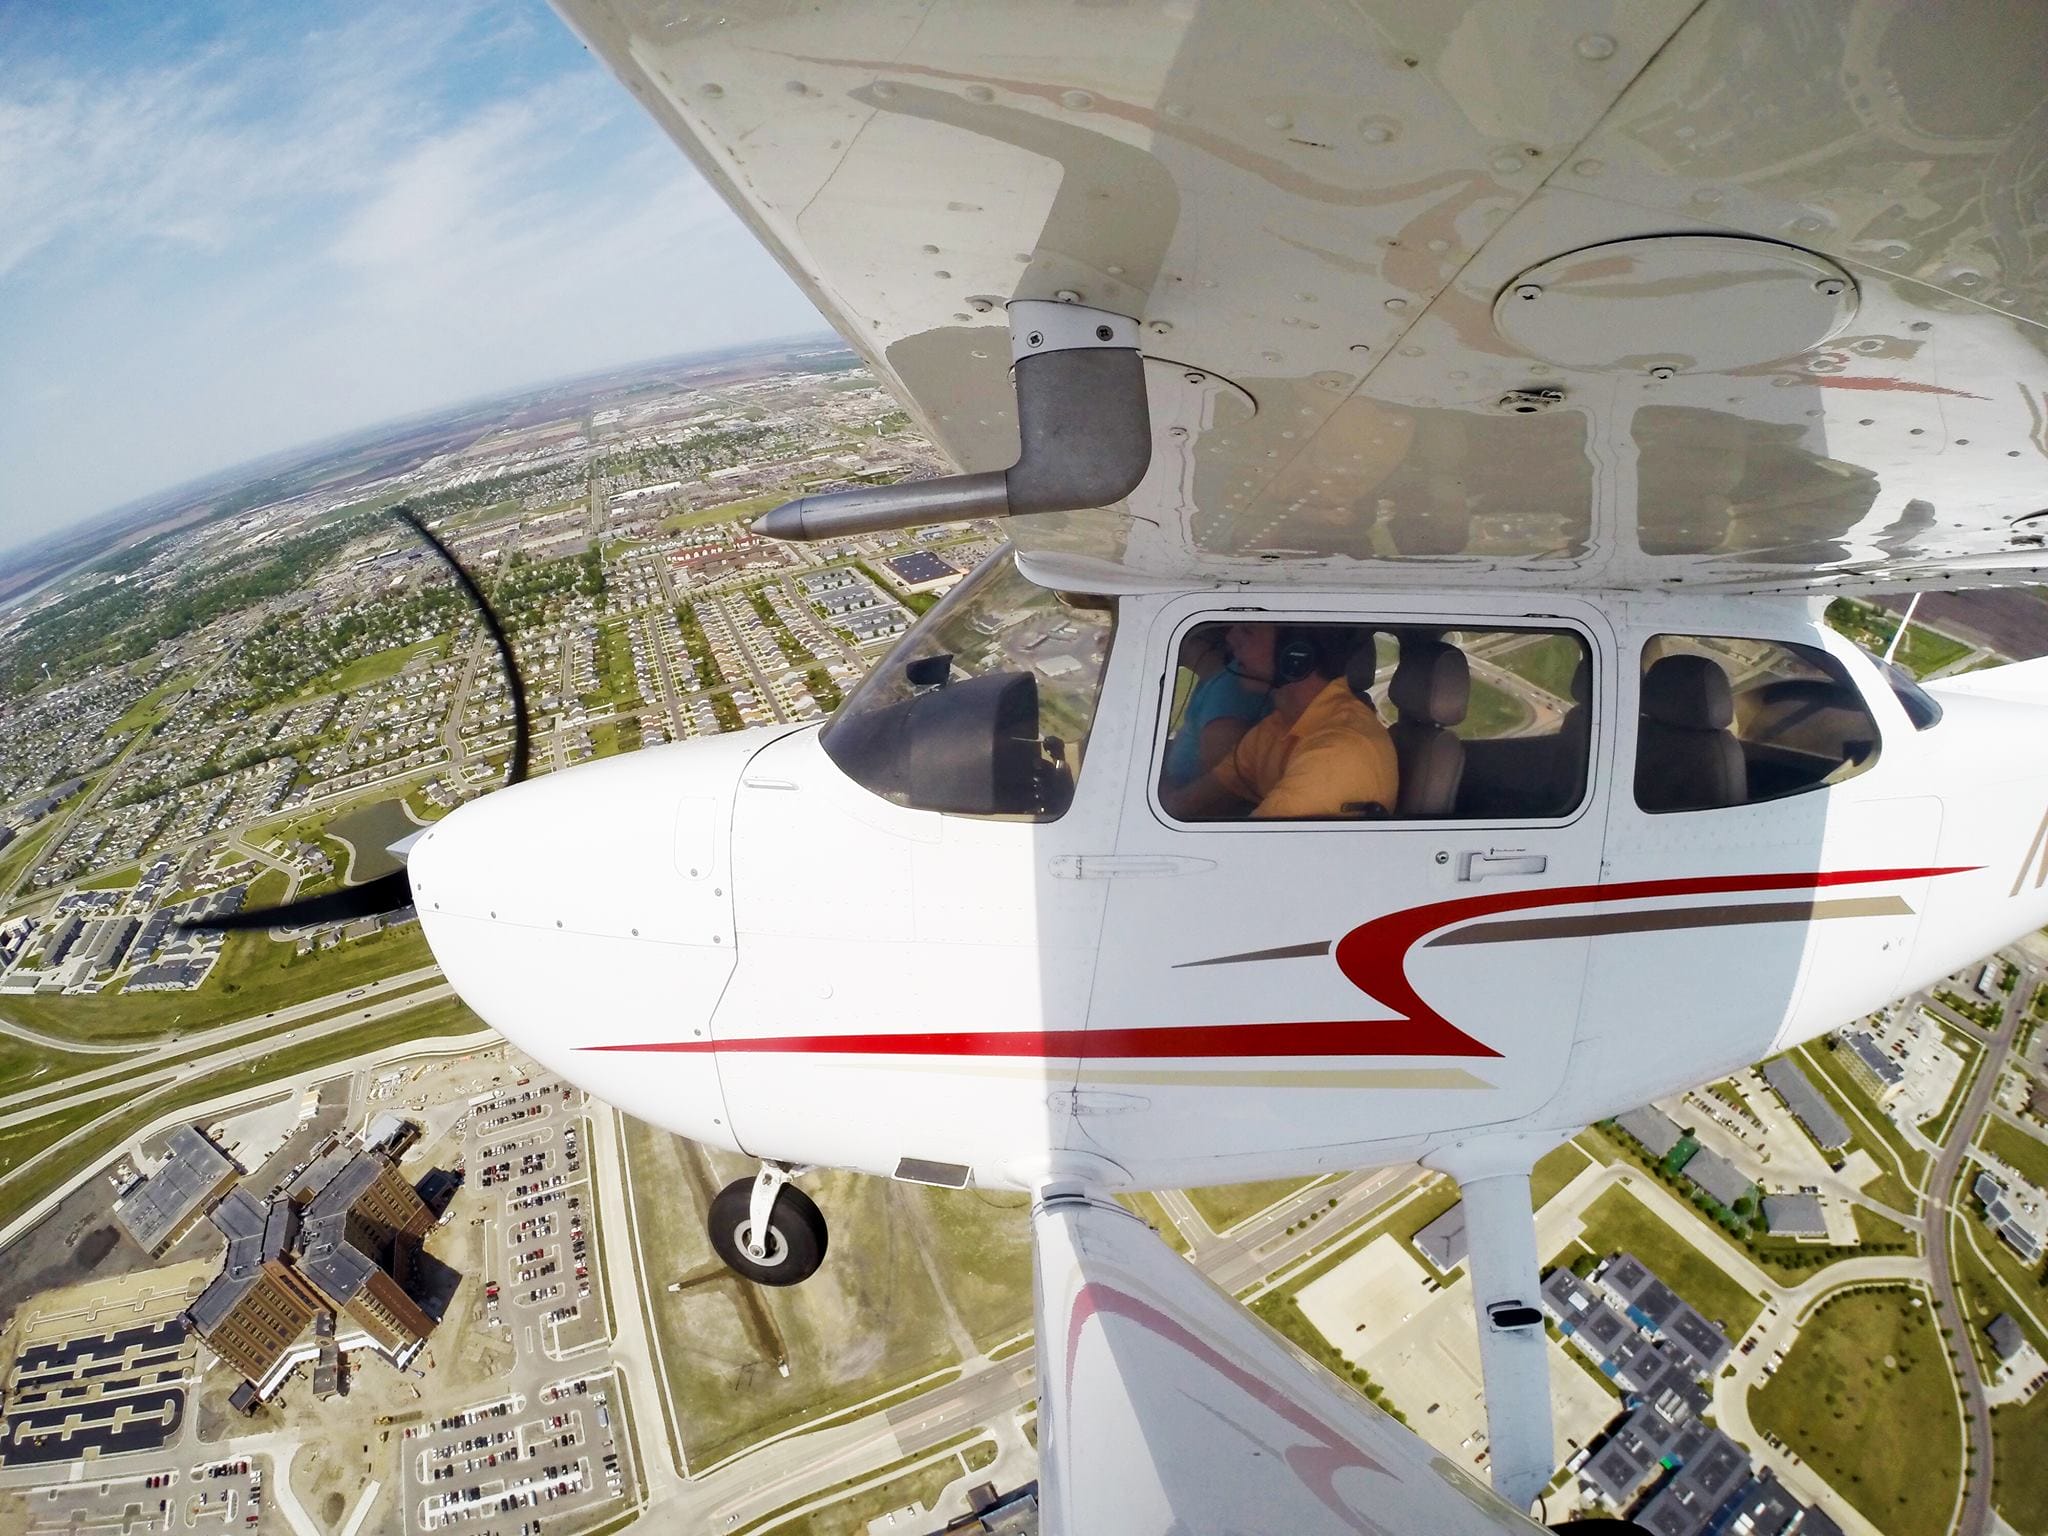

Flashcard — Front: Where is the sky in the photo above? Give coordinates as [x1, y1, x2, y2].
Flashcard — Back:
[0, 0, 827, 555]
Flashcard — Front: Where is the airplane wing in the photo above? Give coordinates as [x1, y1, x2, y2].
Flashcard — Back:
[554, 0, 2048, 595]
[1033, 1190, 1541, 1535]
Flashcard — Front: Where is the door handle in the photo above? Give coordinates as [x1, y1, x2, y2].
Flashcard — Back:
[1460, 851, 1548, 881]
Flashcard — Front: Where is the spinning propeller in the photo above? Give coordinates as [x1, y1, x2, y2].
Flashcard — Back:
[184, 506, 530, 933]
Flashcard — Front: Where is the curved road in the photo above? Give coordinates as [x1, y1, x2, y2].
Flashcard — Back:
[1923, 975, 2022, 1536]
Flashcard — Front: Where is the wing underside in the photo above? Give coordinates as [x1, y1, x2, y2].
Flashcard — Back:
[1032, 1191, 1540, 1535]
[556, 0, 2048, 595]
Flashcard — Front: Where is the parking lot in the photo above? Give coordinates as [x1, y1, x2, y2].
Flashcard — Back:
[406, 1371, 632, 1532]
[12, 1453, 272, 1535]
[400, 1067, 634, 1533]
[467, 1077, 610, 1360]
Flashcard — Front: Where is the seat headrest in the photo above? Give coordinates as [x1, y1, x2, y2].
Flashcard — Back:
[1570, 656, 1592, 705]
[1642, 654, 1733, 730]
[1390, 640, 1469, 726]
[1345, 639, 1380, 701]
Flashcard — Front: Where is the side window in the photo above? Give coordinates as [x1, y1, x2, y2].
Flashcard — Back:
[1635, 635, 1880, 814]
[1158, 620, 1590, 822]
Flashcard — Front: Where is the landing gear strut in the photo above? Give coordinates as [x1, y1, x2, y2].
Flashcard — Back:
[709, 1165, 828, 1286]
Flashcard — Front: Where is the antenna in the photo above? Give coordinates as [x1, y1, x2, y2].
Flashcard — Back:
[1882, 592, 1922, 666]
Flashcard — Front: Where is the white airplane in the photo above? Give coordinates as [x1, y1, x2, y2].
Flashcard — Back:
[205, 3, 2048, 1530]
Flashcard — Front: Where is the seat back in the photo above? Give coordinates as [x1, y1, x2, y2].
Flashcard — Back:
[1550, 656, 1593, 811]
[1388, 640, 1468, 816]
[1635, 654, 1746, 811]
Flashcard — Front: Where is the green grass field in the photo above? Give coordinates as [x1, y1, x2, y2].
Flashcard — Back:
[327, 637, 445, 693]
[1573, 1184, 1765, 1335]
[620, 1119, 962, 1471]
[1493, 635, 1582, 702]
[1953, 1219, 2045, 1368]
[661, 496, 780, 535]
[1980, 1119, 2048, 1193]
[1852, 1204, 1918, 1250]
[1454, 677, 1532, 740]
[915, 1184, 1034, 1352]
[1992, 1390, 2048, 1534]
[1186, 1178, 1320, 1234]
[1533, 1142, 1592, 1208]
[1750, 1287, 1960, 1536]
[0, 1091, 127, 1193]
[0, 1034, 138, 1097]
[1824, 598, 1973, 679]
[0, 815, 65, 896]
[109, 672, 194, 735]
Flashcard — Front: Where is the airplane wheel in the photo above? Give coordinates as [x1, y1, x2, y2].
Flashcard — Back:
[709, 1179, 827, 1286]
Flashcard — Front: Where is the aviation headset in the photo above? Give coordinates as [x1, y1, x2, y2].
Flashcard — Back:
[1232, 625, 1351, 686]
[1273, 628, 1323, 685]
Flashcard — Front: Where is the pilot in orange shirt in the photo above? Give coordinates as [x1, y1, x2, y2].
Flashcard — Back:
[1162, 625, 1398, 820]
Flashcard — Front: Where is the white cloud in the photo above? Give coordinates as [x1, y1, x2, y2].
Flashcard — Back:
[0, 1, 825, 549]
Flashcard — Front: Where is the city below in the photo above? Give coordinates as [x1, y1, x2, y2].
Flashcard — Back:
[0, 341, 2045, 1536]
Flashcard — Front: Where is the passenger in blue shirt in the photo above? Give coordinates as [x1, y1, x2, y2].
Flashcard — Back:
[1162, 628, 1271, 789]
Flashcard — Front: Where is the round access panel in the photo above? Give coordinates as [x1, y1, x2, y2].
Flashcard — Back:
[1493, 236, 1858, 375]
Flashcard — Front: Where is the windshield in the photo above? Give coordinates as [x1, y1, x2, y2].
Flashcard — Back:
[821, 547, 1116, 819]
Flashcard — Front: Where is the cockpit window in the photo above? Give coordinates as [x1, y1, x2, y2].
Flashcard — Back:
[1635, 635, 1880, 814]
[821, 547, 1114, 820]
[1158, 620, 1591, 822]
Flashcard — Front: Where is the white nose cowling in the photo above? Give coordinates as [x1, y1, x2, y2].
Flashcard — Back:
[408, 731, 786, 1151]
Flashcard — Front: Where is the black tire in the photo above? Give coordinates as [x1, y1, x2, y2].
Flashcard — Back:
[708, 1179, 828, 1286]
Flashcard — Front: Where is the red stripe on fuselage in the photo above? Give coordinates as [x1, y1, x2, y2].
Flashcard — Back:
[581, 866, 1974, 1062]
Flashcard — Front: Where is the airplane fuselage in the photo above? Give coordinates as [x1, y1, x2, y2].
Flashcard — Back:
[408, 578, 2048, 1195]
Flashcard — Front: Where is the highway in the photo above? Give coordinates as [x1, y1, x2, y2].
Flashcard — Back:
[0, 964, 447, 1127]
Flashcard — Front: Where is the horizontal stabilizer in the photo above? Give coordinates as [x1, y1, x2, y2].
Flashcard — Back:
[1032, 1190, 1540, 1535]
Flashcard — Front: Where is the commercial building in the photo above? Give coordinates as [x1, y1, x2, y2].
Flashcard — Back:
[185, 1133, 438, 1397]
[1680, 1147, 1754, 1211]
[1839, 1030, 1906, 1105]
[881, 550, 961, 592]
[1975, 1170, 2046, 1264]
[1411, 1203, 1467, 1273]
[1614, 1106, 1756, 1212]
[1987, 1314, 2025, 1364]
[1761, 1194, 1826, 1239]
[1616, 1106, 1685, 1159]
[187, 1192, 326, 1392]
[297, 1150, 436, 1362]
[1548, 1257, 1828, 1534]
[114, 1125, 240, 1256]
[1759, 1058, 1849, 1151]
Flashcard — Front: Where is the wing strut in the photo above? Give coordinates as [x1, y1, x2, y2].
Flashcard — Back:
[1032, 1186, 1540, 1535]
[1428, 1138, 1562, 1513]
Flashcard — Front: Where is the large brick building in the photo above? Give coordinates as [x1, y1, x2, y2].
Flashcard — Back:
[185, 1139, 439, 1397]
[298, 1151, 436, 1360]
[186, 1192, 327, 1391]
